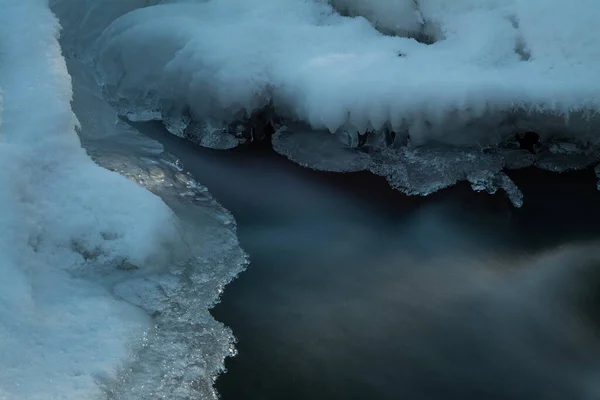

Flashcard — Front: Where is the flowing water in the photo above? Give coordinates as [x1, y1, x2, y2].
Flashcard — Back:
[136, 121, 600, 400]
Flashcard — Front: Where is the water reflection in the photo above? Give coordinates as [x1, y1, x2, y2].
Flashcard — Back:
[136, 121, 600, 400]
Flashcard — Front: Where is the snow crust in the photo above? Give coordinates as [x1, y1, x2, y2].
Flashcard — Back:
[0, 1, 200, 398]
[65, 57, 247, 400]
[94, 0, 600, 145]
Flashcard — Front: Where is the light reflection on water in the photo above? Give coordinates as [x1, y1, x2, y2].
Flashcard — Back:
[136, 120, 600, 400]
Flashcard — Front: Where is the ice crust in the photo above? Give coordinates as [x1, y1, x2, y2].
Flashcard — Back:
[0, 1, 246, 399]
[8, 1, 599, 397]
[0, 1, 178, 398]
[84, 0, 600, 204]
[273, 124, 600, 207]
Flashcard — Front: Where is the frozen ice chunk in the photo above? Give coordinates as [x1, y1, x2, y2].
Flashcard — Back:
[184, 120, 241, 149]
[369, 144, 527, 207]
[534, 140, 600, 173]
[272, 124, 373, 172]
[275, 124, 600, 206]
[467, 170, 524, 208]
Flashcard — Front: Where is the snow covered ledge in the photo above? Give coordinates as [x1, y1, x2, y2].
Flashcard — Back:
[0, 1, 186, 398]
[93, 0, 600, 145]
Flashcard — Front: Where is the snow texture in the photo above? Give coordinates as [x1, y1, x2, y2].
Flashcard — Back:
[5, 1, 596, 398]
[85, 0, 600, 205]
[272, 123, 600, 207]
[0, 1, 211, 398]
[94, 0, 600, 145]
[65, 57, 247, 400]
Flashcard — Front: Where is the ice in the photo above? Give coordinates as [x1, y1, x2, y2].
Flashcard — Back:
[328, 0, 428, 38]
[274, 123, 600, 207]
[45, 0, 600, 207]
[0, 1, 181, 398]
[81, 0, 600, 204]
[273, 125, 528, 206]
[272, 125, 373, 172]
[183, 120, 241, 149]
[64, 54, 248, 400]
[12, 1, 597, 397]
[92, 0, 600, 146]
[0, 1, 246, 399]
[534, 140, 600, 173]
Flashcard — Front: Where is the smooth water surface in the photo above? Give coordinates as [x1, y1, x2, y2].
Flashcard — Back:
[137, 121, 600, 400]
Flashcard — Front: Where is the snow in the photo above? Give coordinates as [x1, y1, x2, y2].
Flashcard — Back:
[328, 0, 426, 37]
[0, 1, 191, 398]
[64, 57, 247, 400]
[94, 0, 600, 145]
[2, 0, 597, 394]
[49, 0, 155, 59]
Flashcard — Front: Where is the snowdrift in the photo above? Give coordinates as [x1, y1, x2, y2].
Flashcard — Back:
[0, 1, 188, 398]
[94, 0, 600, 145]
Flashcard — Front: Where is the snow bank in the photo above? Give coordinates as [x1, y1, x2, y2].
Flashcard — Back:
[328, 0, 426, 37]
[0, 1, 186, 398]
[62, 54, 248, 399]
[94, 0, 600, 145]
[49, 0, 158, 58]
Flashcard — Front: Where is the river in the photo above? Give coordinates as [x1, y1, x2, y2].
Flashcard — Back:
[135, 120, 600, 400]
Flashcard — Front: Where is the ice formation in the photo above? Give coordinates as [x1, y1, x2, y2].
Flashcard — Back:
[272, 123, 600, 207]
[67, 58, 247, 400]
[94, 0, 600, 142]
[4, 0, 599, 397]
[0, 1, 246, 399]
[85, 0, 600, 204]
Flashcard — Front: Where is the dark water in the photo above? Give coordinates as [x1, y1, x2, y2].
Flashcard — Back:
[136, 122, 600, 400]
